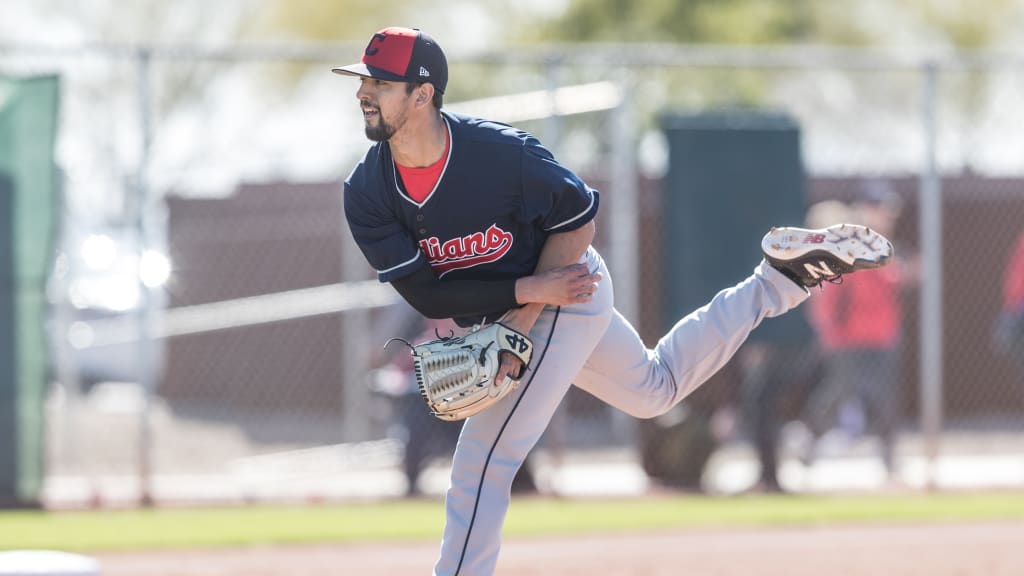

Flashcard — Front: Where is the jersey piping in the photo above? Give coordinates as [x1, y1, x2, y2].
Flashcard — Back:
[390, 117, 453, 209]
[544, 187, 597, 231]
[376, 250, 422, 276]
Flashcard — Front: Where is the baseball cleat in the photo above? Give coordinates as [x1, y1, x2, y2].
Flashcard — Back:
[762, 224, 893, 288]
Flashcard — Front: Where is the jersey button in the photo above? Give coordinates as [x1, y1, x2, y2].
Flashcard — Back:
[418, 228, 427, 235]
[416, 214, 424, 222]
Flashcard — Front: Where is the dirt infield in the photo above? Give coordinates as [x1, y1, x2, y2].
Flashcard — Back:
[93, 520, 1024, 576]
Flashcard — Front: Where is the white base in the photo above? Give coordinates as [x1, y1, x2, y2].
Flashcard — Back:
[0, 551, 100, 576]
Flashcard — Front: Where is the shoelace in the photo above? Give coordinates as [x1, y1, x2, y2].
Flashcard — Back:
[810, 275, 844, 289]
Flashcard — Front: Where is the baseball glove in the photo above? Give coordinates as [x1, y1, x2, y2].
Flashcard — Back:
[390, 323, 533, 421]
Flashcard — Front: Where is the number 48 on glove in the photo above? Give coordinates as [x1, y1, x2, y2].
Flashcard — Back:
[394, 323, 533, 422]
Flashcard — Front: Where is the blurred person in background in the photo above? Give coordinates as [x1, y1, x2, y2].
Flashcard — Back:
[741, 309, 819, 494]
[733, 202, 860, 494]
[733, 199, 839, 495]
[802, 180, 911, 479]
[994, 230, 1024, 384]
[737, 306, 819, 494]
[374, 313, 464, 497]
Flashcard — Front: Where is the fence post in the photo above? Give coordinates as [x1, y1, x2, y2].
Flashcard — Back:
[543, 56, 565, 156]
[134, 47, 157, 507]
[918, 60, 943, 490]
[608, 70, 638, 325]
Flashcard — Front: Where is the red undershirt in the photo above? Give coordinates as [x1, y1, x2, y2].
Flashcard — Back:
[395, 128, 450, 203]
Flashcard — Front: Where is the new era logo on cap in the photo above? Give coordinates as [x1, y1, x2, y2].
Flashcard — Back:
[332, 26, 448, 94]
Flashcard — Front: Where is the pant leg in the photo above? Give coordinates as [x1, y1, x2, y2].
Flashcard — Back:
[574, 260, 809, 417]
[433, 248, 613, 576]
[400, 394, 434, 495]
[741, 345, 783, 487]
[857, 348, 901, 473]
[804, 349, 866, 443]
[741, 344, 819, 487]
[1007, 334, 1024, 403]
[742, 345, 781, 487]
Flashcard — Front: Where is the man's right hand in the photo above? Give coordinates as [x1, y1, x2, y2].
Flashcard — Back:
[515, 263, 602, 307]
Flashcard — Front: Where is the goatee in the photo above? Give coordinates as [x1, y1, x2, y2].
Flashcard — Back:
[365, 120, 396, 142]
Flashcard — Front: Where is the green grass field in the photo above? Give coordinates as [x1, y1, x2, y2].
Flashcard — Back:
[3, 492, 1024, 552]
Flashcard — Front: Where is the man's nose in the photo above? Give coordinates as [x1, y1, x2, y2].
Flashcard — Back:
[356, 80, 373, 100]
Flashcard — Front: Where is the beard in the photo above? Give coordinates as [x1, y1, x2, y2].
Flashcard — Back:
[362, 102, 402, 142]
[364, 116, 397, 142]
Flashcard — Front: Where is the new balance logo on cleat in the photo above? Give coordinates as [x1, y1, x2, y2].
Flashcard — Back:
[803, 260, 836, 281]
[761, 224, 894, 288]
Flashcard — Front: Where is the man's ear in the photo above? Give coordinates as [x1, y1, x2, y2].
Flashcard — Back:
[416, 84, 433, 106]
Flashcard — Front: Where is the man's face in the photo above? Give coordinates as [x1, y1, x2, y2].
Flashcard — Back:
[859, 202, 900, 236]
[356, 77, 413, 142]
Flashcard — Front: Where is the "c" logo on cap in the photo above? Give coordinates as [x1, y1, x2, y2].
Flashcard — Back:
[365, 33, 387, 56]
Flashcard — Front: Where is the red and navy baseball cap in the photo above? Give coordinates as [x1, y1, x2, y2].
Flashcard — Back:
[332, 27, 448, 94]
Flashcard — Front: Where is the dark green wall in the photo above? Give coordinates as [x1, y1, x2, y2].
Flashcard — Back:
[660, 110, 811, 343]
[0, 176, 16, 500]
[0, 75, 60, 507]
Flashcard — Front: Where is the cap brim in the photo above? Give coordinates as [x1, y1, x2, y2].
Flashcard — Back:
[331, 63, 407, 82]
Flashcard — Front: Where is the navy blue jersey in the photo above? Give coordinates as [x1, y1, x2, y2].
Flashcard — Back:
[344, 111, 600, 297]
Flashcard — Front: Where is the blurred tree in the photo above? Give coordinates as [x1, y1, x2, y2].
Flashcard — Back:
[239, 0, 408, 42]
[11, 0, 1021, 49]
[907, 0, 1019, 48]
[533, 0, 1020, 48]
[238, 0, 539, 45]
[535, 0, 823, 44]
[234, 0, 558, 102]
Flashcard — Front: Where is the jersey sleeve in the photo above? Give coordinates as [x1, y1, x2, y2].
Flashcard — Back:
[520, 138, 600, 232]
[343, 178, 423, 283]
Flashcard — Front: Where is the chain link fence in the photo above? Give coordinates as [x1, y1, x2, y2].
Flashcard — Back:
[3, 42, 1023, 506]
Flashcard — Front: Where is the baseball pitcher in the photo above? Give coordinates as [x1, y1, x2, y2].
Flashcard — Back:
[333, 27, 892, 576]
